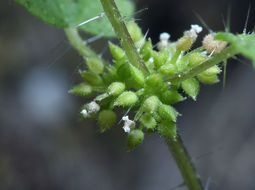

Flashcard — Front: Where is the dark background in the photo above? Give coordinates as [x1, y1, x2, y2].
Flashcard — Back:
[1, 0, 255, 189]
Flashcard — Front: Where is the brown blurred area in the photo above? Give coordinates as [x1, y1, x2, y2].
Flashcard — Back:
[0, 0, 255, 189]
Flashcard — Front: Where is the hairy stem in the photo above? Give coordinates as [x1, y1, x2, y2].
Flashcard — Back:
[166, 134, 203, 190]
[100, 0, 148, 74]
[65, 28, 99, 58]
[166, 45, 238, 83]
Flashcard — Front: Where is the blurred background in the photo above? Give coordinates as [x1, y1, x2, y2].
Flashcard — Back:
[1, 0, 255, 189]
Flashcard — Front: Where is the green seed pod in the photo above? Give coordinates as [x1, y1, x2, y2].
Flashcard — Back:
[197, 65, 221, 84]
[161, 90, 186, 104]
[108, 42, 125, 61]
[117, 63, 131, 80]
[129, 64, 145, 86]
[68, 83, 92, 96]
[107, 82, 125, 96]
[158, 104, 179, 122]
[181, 78, 200, 100]
[127, 129, 144, 151]
[85, 57, 104, 74]
[114, 91, 138, 107]
[159, 64, 177, 75]
[80, 71, 104, 86]
[176, 36, 193, 51]
[98, 110, 116, 132]
[158, 120, 177, 140]
[127, 21, 143, 43]
[140, 113, 157, 132]
[188, 52, 208, 67]
[143, 95, 160, 113]
[140, 39, 153, 61]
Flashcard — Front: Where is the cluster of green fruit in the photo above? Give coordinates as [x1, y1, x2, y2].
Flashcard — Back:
[70, 21, 225, 150]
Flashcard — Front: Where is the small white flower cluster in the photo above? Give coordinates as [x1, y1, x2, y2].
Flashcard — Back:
[122, 116, 135, 133]
[158, 32, 170, 50]
[184, 24, 203, 42]
[80, 101, 100, 118]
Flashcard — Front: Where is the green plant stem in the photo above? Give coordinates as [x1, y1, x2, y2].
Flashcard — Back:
[166, 45, 238, 83]
[65, 28, 99, 58]
[100, 0, 148, 74]
[166, 134, 203, 190]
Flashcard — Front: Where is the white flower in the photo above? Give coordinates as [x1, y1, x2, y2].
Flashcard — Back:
[184, 24, 203, 42]
[81, 109, 89, 118]
[122, 116, 135, 133]
[160, 32, 170, 41]
[87, 101, 100, 114]
[191, 24, 203, 33]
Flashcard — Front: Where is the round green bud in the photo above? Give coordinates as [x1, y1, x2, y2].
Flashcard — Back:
[140, 113, 156, 132]
[108, 42, 125, 61]
[127, 129, 144, 151]
[188, 52, 208, 67]
[85, 57, 104, 74]
[143, 95, 160, 113]
[159, 64, 177, 75]
[197, 65, 221, 84]
[114, 91, 138, 107]
[107, 82, 125, 96]
[176, 36, 193, 51]
[127, 21, 143, 42]
[98, 110, 116, 132]
[158, 104, 179, 122]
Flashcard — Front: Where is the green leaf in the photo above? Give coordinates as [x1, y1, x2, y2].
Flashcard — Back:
[181, 78, 200, 100]
[14, 0, 135, 37]
[216, 32, 255, 67]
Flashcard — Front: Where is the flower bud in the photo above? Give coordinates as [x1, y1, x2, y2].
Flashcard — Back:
[176, 36, 193, 51]
[140, 39, 153, 61]
[188, 52, 208, 67]
[68, 83, 92, 96]
[158, 104, 179, 122]
[145, 74, 163, 87]
[80, 71, 104, 86]
[158, 120, 177, 140]
[181, 78, 200, 100]
[98, 110, 116, 132]
[143, 95, 160, 113]
[108, 42, 125, 61]
[114, 91, 138, 107]
[129, 64, 145, 86]
[127, 21, 143, 43]
[197, 65, 221, 84]
[159, 64, 177, 75]
[85, 57, 104, 74]
[152, 49, 169, 68]
[161, 90, 186, 104]
[140, 113, 156, 132]
[127, 129, 144, 151]
[107, 82, 125, 96]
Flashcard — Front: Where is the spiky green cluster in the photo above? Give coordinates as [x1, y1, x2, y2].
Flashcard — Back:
[69, 21, 224, 151]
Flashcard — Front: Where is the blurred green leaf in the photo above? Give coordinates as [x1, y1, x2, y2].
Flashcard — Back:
[216, 32, 255, 67]
[14, 0, 135, 37]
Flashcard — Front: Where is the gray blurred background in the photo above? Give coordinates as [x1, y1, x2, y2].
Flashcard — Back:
[1, 0, 255, 189]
